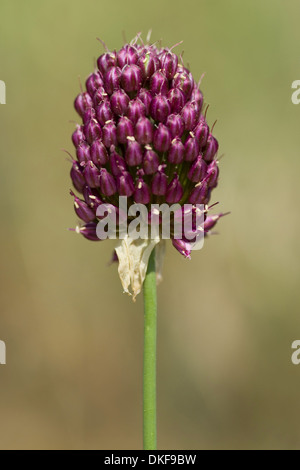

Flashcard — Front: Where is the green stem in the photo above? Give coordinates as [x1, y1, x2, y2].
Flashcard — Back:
[143, 248, 157, 450]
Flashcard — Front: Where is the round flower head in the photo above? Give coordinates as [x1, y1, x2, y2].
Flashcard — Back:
[69, 35, 226, 298]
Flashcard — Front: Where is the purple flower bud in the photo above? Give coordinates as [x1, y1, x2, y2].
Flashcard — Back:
[127, 98, 146, 125]
[168, 137, 185, 164]
[181, 103, 199, 131]
[102, 121, 117, 147]
[97, 52, 117, 75]
[108, 147, 127, 177]
[203, 134, 219, 162]
[137, 52, 160, 79]
[172, 71, 194, 99]
[185, 133, 199, 162]
[83, 161, 101, 188]
[117, 45, 138, 68]
[137, 88, 152, 114]
[117, 172, 135, 196]
[166, 113, 184, 138]
[92, 87, 108, 105]
[153, 124, 171, 152]
[110, 89, 130, 115]
[191, 88, 203, 112]
[188, 181, 209, 204]
[160, 51, 178, 79]
[135, 117, 154, 145]
[206, 160, 219, 188]
[90, 139, 108, 166]
[83, 185, 103, 209]
[117, 116, 134, 144]
[85, 71, 104, 96]
[72, 125, 85, 147]
[151, 166, 168, 196]
[167, 88, 185, 113]
[204, 213, 227, 232]
[80, 222, 101, 241]
[194, 119, 209, 149]
[134, 177, 151, 204]
[74, 92, 93, 118]
[187, 155, 207, 182]
[99, 168, 117, 196]
[83, 119, 102, 144]
[125, 138, 143, 166]
[104, 66, 122, 94]
[72, 192, 96, 223]
[76, 141, 90, 163]
[96, 101, 114, 125]
[83, 108, 96, 126]
[143, 147, 160, 175]
[172, 238, 191, 259]
[150, 71, 169, 96]
[150, 95, 171, 123]
[70, 161, 85, 193]
[121, 65, 143, 93]
[166, 174, 183, 203]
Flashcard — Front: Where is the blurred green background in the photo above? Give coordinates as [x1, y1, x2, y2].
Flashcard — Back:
[0, 0, 300, 450]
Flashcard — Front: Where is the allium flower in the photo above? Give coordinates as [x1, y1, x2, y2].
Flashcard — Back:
[69, 35, 226, 298]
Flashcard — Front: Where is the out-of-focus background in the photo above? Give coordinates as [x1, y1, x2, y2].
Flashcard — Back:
[0, 0, 300, 450]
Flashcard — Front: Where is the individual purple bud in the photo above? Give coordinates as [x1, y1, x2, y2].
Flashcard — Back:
[167, 88, 185, 113]
[160, 51, 178, 79]
[172, 71, 194, 99]
[203, 134, 219, 162]
[117, 172, 135, 196]
[166, 113, 184, 138]
[194, 119, 209, 149]
[72, 125, 85, 147]
[104, 66, 122, 94]
[135, 117, 154, 145]
[188, 180, 209, 204]
[110, 148, 128, 176]
[206, 159, 219, 188]
[121, 65, 143, 93]
[117, 45, 138, 68]
[97, 52, 117, 75]
[181, 103, 199, 131]
[204, 213, 226, 232]
[80, 222, 101, 241]
[102, 121, 117, 147]
[70, 160, 85, 193]
[137, 52, 160, 79]
[71, 192, 96, 223]
[96, 101, 114, 125]
[127, 98, 146, 125]
[76, 141, 90, 163]
[83, 161, 101, 188]
[92, 87, 108, 106]
[143, 147, 160, 175]
[153, 124, 171, 152]
[191, 88, 203, 111]
[168, 137, 185, 164]
[185, 133, 200, 162]
[125, 138, 143, 166]
[150, 95, 171, 123]
[151, 166, 168, 196]
[116, 116, 134, 144]
[187, 155, 207, 182]
[82, 107, 96, 125]
[83, 185, 103, 209]
[83, 119, 102, 144]
[90, 139, 108, 166]
[85, 71, 104, 96]
[110, 89, 130, 115]
[150, 71, 169, 96]
[165, 174, 183, 203]
[134, 177, 151, 204]
[137, 88, 152, 114]
[99, 168, 117, 196]
[172, 238, 191, 259]
[74, 92, 93, 118]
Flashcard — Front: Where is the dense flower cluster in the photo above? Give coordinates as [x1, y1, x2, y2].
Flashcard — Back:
[70, 38, 225, 258]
